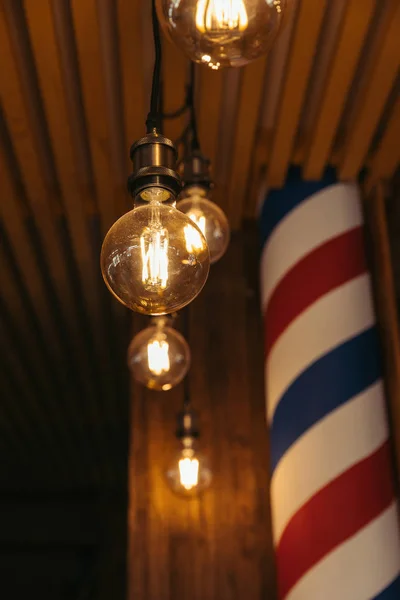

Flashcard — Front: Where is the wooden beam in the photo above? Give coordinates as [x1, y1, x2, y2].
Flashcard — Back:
[161, 36, 189, 145]
[0, 2, 79, 349]
[70, 0, 125, 232]
[369, 97, 400, 183]
[197, 66, 224, 170]
[303, 0, 375, 180]
[267, 0, 327, 187]
[364, 182, 400, 491]
[116, 0, 146, 166]
[340, 1, 400, 180]
[228, 58, 267, 229]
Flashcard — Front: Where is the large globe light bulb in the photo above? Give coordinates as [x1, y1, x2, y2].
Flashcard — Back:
[156, 0, 287, 69]
[101, 188, 210, 315]
[128, 318, 190, 391]
[177, 187, 230, 264]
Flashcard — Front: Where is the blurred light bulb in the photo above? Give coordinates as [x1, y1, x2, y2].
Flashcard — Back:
[178, 187, 230, 264]
[101, 187, 210, 315]
[157, 0, 287, 69]
[166, 436, 212, 496]
[127, 318, 190, 391]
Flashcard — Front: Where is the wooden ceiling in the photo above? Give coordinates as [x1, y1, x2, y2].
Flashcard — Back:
[0, 0, 399, 486]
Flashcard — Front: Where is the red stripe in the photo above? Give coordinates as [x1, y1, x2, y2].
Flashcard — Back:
[276, 440, 395, 599]
[264, 227, 366, 358]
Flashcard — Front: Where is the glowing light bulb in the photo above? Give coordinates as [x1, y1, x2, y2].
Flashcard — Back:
[157, 0, 287, 69]
[127, 318, 190, 391]
[195, 0, 248, 42]
[101, 187, 210, 315]
[147, 338, 170, 375]
[178, 188, 230, 264]
[166, 435, 212, 496]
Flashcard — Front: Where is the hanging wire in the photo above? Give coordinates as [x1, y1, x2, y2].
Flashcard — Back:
[146, 0, 162, 133]
[188, 62, 200, 150]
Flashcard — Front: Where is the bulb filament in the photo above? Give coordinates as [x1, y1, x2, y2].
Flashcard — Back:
[196, 0, 249, 38]
[147, 338, 170, 375]
[184, 222, 205, 253]
[140, 203, 169, 290]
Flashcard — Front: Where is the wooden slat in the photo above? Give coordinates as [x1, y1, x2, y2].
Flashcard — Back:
[364, 182, 400, 490]
[228, 58, 267, 229]
[267, 0, 327, 187]
[303, 0, 376, 180]
[213, 69, 241, 218]
[197, 66, 224, 170]
[340, 1, 400, 180]
[24, 0, 107, 391]
[0, 2, 78, 351]
[70, 0, 124, 232]
[117, 0, 146, 166]
[369, 97, 400, 183]
[161, 37, 189, 145]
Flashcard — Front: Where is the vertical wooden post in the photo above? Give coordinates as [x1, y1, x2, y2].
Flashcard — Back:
[364, 180, 400, 492]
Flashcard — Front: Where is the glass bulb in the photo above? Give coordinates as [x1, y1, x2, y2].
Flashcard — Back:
[127, 318, 190, 391]
[156, 0, 287, 69]
[177, 188, 230, 264]
[166, 436, 212, 496]
[101, 188, 210, 315]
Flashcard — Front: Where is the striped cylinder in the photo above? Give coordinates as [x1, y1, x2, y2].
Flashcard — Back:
[259, 171, 400, 600]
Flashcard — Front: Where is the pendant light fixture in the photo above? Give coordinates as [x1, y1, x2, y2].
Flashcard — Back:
[177, 64, 230, 264]
[127, 316, 190, 391]
[156, 0, 287, 69]
[166, 399, 212, 496]
[101, 1, 210, 315]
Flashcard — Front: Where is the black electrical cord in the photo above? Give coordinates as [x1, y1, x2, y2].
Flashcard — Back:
[146, 0, 162, 133]
[188, 62, 200, 150]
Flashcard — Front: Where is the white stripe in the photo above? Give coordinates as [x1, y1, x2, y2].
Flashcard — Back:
[260, 183, 362, 311]
[285, 502, 400, 600]
[270, 381, 387, 545]
[265, 275, 374, 423]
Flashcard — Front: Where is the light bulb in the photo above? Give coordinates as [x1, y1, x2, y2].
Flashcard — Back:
[166, 436, 212, 496]
[101, 187, 210, 315]
[156, 0, 287, 69]
[127, 318, 190, 391]
[178, 187, 230, 264]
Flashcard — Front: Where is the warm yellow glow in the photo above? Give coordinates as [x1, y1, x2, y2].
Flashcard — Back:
[140, 226, 169, 290]
[178, 456, 200, 490]
[187, 211, 206, 237]
[184, 223, 204, 253]
[147, 338, 170, 375]
[196, 0, 248, 34]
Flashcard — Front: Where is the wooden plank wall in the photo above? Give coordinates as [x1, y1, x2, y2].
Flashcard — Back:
[128, 227, 276, 600]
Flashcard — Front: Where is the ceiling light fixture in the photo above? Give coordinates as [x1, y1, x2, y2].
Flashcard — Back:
[127, 316, 190, 391]
[177, 66, 230, 263]
[101, 0, 210, 315]
[156, 0, 287, 69]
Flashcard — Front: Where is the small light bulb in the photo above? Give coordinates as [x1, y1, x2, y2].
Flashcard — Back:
[166, 436, 212, 496]
[128, 318, 190, 391]
[178, 188, 230, 264]
[157, 0, 287, 68]
[101, 187, 210, 315]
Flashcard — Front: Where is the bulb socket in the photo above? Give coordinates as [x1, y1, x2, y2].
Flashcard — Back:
[128, 132, 182, 200]
[181, 150, 213, 191]
[176, 409, 199, 439]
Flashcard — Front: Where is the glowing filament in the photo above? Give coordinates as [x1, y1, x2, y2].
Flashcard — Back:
[196, 0, 248, 35]
[147, 339, 170, 375]
[140, 226, 169, 289]
[187, 211, 206, 237]
[179, 457, 200, 490]
[184, 223, 204, 253]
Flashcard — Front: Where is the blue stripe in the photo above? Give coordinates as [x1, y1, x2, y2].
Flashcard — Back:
[270, 327, 382, 473]
[259, 166, 337, 248]
[373, 573, 400, 599]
